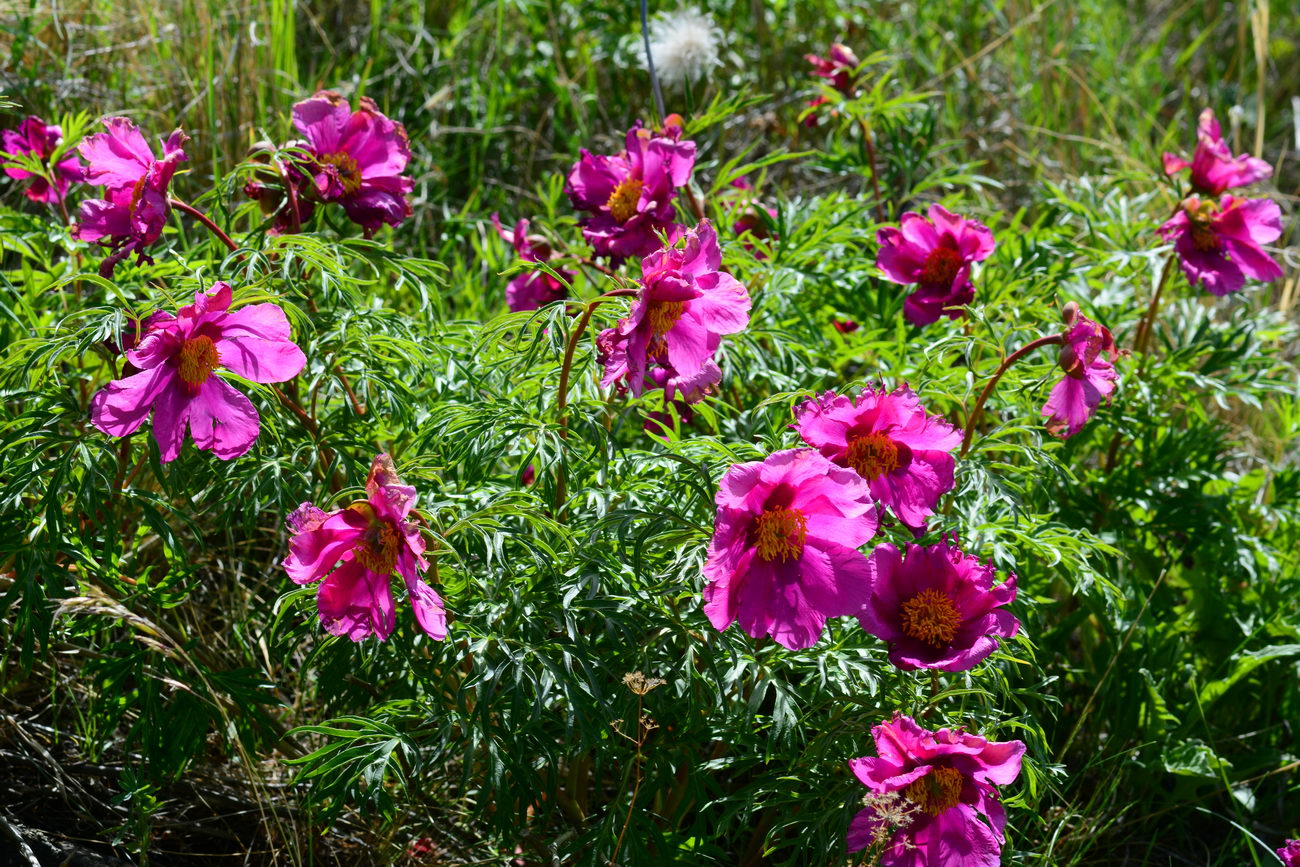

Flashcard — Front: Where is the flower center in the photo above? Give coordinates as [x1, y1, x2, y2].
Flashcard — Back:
[175, 335, 220, 387]
[752, 507, 808, 562]
[901, 766, 964, 816]
[606, 177, 644, 224]
[920, 246, 963, 286]
[319, 151, 363, 196]
[845, 432, 899, 480]
[1185, 199, 1222, 253]
[899, 588, 962, 646]
[353, 520, 401, 574]
[647, 300, 685, 336]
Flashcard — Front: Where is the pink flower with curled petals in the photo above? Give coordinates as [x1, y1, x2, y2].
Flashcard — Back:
[1163, 109, 1272, 196]
[702, 448, 878, 650]
[1158, 194, 1283, 296]
[806, 43, 860, 96]
[858, 540, 1018, 672]
[600, 220, 749, 403]
[90, 282, 305, 462]
[1277, 840, 1300, 866]
[847, 715, 1025, 866]
[283, 454, 447, 642]
[877, 204, 995, 327]
[73, 117, 188, 277]
[1, 115, 83, 203]
[794, 385, 960, 532]
[292, 91, 414, 232]
[1042, 306, 1118, 438]
[491, 213, 572, 312]
[565, 115, 696, 262]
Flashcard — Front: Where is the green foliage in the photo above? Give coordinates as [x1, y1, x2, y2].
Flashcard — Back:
[2, 1, 1298, 865]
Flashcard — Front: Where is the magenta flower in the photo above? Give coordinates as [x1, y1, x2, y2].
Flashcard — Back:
[1, 115, 83, 204]
[1042, 306, 1119, 438]
[1163, 109, 1272, 196]
[847, 715, 1025, 866]
[599, 220, 749, 403]
[491, 213, 572, 312]
[244, 140, 316, 235]
[1158, 194, 1283, 296]
[806, 43, 860, 96]
[877, 204, 995, 327]
[794, 386, 960, 531]
[73, 117, 188, 277]
[1277, 840, 1300, 866]
[90, 282, 305, 462]
[565, 115, 697, 262]
[292, 91, 414, 232]
[858, 540, 1018, 671]
[283, 454, 446, 642]
[702, 448, 878, 649]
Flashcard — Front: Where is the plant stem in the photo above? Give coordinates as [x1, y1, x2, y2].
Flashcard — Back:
[856, 117, 885, 222]
[1131, 249, 1178, 371]
[959, 334, 1065, 457]
[639, 0, 666, 125]
[170, 198, 239, 254]
[610, 694, 646, 866]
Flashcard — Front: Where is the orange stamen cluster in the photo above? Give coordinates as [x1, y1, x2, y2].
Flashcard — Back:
[902, 766, 964, 815]
[647, 300, 685, 336]
[753, 507, 808, 562]
[846, 432, 900, 480]
[899, 588, 962, 646]
[176, 335, 220, 387]
[353, 521, 400, 574]
[606, 177, 644, 224]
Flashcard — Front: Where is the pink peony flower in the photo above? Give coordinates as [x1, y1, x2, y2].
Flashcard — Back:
[877, 204, 995, 327]
[90, 282, 305, 462]
[1158, 194, 1283, 296]
[702, 448, 878, 649]
[1, 115, 84, 203]
[832, 319, 860, 334]
[1277, 840, 1300, 866]
[847, 715, 1025, 865]
[74, 117, 188, 277]
[1042, 306, 1119, 438]
[565, 115, 697, 262]
[243, 140, 316, 235]
[292, 91, 414, 232]
[794, 386, 960, 531]
[857, 540, 1018, 671]
[806, 43, 860, 96]
[599, 220, 749, 403]
[491, 212, 572, 311]
[283, 454, 447, 641]
[1163, 108, 1272, 196]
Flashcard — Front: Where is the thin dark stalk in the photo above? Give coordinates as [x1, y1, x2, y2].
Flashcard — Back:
[1131, 249, 1178, 371]
[170, 198, 239, 254]
[960, 334, 1065, 457]
[639, 0, 666, 124]
[610, 693, 646, 866]
[856, 117, 885, 221]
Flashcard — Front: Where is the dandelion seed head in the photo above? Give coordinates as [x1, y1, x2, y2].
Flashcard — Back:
[644, 6, 722, 88]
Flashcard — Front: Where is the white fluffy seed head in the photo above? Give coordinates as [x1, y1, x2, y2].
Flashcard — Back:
[644, 6, 722, 88]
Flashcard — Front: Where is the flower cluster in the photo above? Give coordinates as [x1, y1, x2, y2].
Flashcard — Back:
[1, 115, 83, 204]
[565, 116, 697, 262]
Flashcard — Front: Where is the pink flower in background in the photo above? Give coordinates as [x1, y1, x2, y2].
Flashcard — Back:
[283, 454, 447, 642]
[832, 319, 859, 334]
[599, 220, 748, 405]
[292, 91, 414, 232]
[858, 540, 1018, 671]
[702, 448, 878, 649]
[728, 177, 778, 258]
[1, 115, 84, 203]
[491, 213, 572, 311]
[1042, 305, 1119, 438]
[847, 715, 1025, 865]
[243, 140, 316, 235]
[806, 43, 860, 96]
[877, 204, 995, 327]
[74, 117, 188, 276]
[794, 386, 960, 531]
[1163, 108, 1272, 196]
[1158, 194, 1283, 296]
[1277, 840, 1300, 866]
[90, 282, 305, 462]
[565, 115, 696, 262]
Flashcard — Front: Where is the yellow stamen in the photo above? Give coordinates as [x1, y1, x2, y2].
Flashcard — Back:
[899, 588, 962, 646]
[902, 766, 964, 815]
[606, 177, 644, 224]
[353, 521, 401, 574]
[647, 300, 685, 336]
[753, 507, 808, 562]
[846, 432, 900, 480]
[175, 336, 219, 387]
[319, 151, 363, 196]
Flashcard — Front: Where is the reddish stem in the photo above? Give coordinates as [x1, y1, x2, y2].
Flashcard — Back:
[170, 198, 239, 254]
[959, 333, 1065, 457]
[856, 117, 885, 222]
